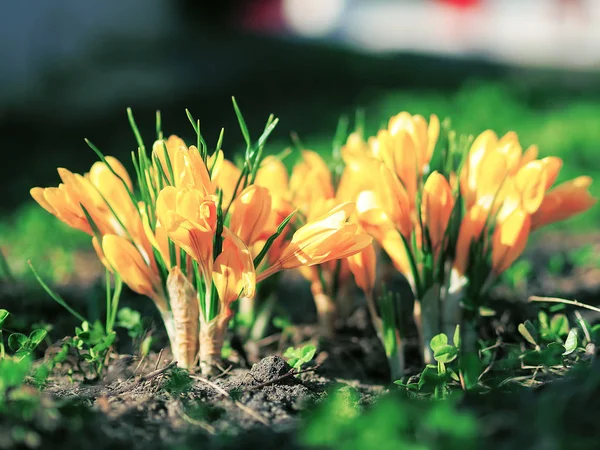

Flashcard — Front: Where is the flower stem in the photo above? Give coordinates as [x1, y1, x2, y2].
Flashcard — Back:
[199, 317, 228, 375]
[167, 267, 200, 368]
[311, 280, 337, 337]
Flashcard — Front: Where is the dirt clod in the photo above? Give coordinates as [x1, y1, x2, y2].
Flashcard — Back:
[248, 356, 296, 385]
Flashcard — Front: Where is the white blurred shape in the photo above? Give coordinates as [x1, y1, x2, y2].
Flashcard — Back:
[283, 0, 347, 37]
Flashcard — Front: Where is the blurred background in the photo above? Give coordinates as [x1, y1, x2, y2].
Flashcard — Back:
[1, 0, 599, 286]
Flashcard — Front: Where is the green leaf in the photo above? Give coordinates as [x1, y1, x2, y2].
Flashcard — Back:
[28, 261, 86, 323]
[550, 314, 570, 338]
[430, 334, 448, 353]
[0, 309, 9, 328]
[283, 344, 316, 370]
[283, 346, 296, 359]
[418, 365, 441, 391]
[538, 311, 549, 331]
[434, 345, 458, 364]
[449, 368, 460, 382]
[300, 345, 317, 363]
[541, 342, 565, 366]
[231, 97, 251, 148]
[28, 329, 47, 348]
[92, 332, 116, 354]
[117, 308, 142, 331]
[563, 329, 578, 355]
[518, 321, 538, 346]
[253, 209, 296, 268]
[8, 333, 28, 352]
[459, 353, 481, 390]
[453, 325, 461, 348]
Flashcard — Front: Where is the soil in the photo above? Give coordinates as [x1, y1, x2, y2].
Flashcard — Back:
[1, 232, 600, 450]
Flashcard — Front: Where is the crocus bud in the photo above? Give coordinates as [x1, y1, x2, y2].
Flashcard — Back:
[421, 171, 454, 254]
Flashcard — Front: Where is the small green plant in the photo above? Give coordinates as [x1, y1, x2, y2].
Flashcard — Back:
[116, 307, 154, 358]
[116, 307, 144, 338]
[29, 262, 123, 378]
[1, 310, 48, 377]
[283, 343, 317, 371]
[516, 312, 581, 368]
[7, 329, 48, 362]
[1, 311, 52, 424]
[395, 326, 482, 399]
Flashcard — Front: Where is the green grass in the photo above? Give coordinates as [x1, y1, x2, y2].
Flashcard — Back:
[0, 204, 89, 282]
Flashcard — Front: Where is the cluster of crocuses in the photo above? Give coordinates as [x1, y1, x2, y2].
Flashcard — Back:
[31, 108, 595, 378]
[31, 112, 372, 373]
[333, 112, 596, 375]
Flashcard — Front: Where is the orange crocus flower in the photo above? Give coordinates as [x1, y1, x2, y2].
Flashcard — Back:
[212, 228, 256, 310]
[255, 155, 290, 198]
[258, 203, 372, 280]
[156, 186, 218, 281]
[289, 150, 335, 215]
[31, 157, 136, 237]
[152, 137, 214, 193]
[531, 176, 596, 229]
[421, 171, 454, 255]
[347, 244, 377, 295]
[101, 234, 166, 310]
[387, 112, 440, 171]
[229, 185, 273, 246]
[454, 205, 489, 275]
[214, 156, 242, 206]
[491, 208, 531, 275]
[373, 129, 418, 206]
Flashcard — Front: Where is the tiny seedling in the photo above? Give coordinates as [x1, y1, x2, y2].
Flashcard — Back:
[517, 312, 583, 367]
[29, 261, 123, 378]
[283, 344, 317, 371]
[396, 326, 482, 399]
[7, 329, 48, 362]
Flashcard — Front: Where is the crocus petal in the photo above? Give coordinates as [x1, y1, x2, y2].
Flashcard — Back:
[274, 202, 372, 270]
[102, 235, 164, 309]
[347, 244, 377, 294]
[421, 171, 454, 253]
[531, 176, 596, 229]
[213, 228, 256, 306]
[491, 209, 531, 275]
[229, 185, 273, 246]
[514, 160, 547, 214]
[255, 156, 289, 196]
[540, 157, 563, 191]
[454, 205, 489, 275]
